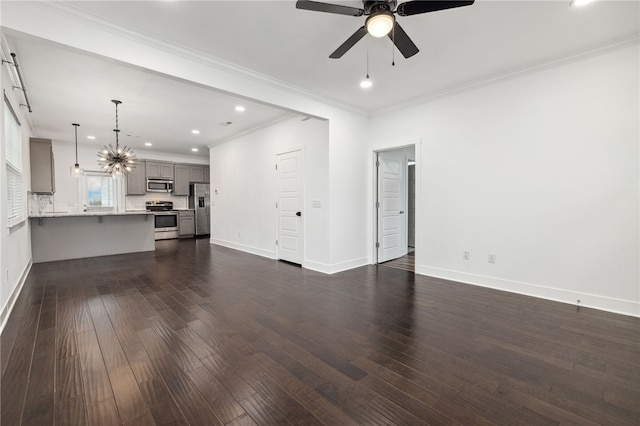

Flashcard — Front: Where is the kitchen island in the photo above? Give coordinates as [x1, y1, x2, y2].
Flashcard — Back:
[30, 211, 155, 263]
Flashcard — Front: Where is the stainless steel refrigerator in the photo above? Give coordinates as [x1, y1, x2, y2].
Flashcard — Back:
[189, 183, 210, 237]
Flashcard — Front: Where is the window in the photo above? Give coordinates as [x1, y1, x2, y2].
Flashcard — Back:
[4, 95, 24, 227]
[84, 172, 115, 211]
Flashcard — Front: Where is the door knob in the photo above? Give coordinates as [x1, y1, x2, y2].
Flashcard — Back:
[399, 210, 405, 214]
[296, 211, 302, 217]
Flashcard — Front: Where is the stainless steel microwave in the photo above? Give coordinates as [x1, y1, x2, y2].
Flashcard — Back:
[147, 178, 173, 193]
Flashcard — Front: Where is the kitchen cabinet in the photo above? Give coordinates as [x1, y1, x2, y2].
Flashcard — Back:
[146, 161, 174, 179]
[30, 138, 56, 194]
[179, 210, 195, 237]
[174, 165, 190, 196]
[189, 165, 205, 183]
[126, 160, 146, 195]
[174, 164, 209, 195]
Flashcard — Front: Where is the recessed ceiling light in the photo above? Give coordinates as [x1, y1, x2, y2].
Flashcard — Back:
[191, 129, 200, 134]
[235, 106, 245, 112]
[191, 148, 199, 152]
[360, 79, 372, 89]
[144, 142, 152, 147]
[87, 135, 96, 140]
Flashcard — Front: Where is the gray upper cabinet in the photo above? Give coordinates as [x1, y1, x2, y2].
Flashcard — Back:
[30, 138, 55, 194]
[174, 165, 190, 196]
[146, 161, 174, 179]
[189, 165, 204, 183]
[126, 160, 207, 195]
[126, 161, 146, 195]
[174, 164, 209, 196]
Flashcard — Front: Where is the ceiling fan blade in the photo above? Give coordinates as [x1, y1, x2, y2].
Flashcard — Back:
[296, 0, 364, 16]
[388, 22, 419, 58]
[330, 26, 368, 58]
[396, 0, 474, 17]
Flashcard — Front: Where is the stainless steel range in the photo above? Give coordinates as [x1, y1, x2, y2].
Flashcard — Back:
[146, 201, 179, 240]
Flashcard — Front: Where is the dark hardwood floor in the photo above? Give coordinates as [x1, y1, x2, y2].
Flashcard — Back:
[2, 239, 639, 425]
[379, 249, 415, 272]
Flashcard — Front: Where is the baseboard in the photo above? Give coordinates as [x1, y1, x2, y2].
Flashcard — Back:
[208, 240, 368, 275]
[417, 265, 640, 318]
[210, 238, 276, 260]
[302, 260, 330, 274]
[304, 257, 369, 275]
[0, 260, 33, 335]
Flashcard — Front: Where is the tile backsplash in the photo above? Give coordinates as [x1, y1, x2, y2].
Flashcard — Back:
[125, 193, 189, 211]
[29, 192, 189, 215]
[29, 193, 55, 215]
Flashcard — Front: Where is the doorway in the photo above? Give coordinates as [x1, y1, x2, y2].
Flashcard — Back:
[376, 146, 416, 272]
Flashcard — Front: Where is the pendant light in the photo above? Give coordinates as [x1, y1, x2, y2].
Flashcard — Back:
[70, 123, 83, 177]
[97, 99, 136, 177]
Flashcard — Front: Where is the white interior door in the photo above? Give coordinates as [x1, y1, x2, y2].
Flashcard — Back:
[277, 149, 304, 265]
[377, 151, 406, 263]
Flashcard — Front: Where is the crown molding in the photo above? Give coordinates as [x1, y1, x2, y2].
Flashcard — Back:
[371, 34, 640, 117]
[22, 1, 369, 118]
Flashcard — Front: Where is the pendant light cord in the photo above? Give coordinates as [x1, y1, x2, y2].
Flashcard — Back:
[112, 99, 121, 151]
[72, 123, 80, 163]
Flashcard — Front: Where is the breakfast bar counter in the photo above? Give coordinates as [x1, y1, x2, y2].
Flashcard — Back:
[29, 211, 155, 263]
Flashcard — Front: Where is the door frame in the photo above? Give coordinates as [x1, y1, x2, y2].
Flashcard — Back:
[372, 139, 421, 266]
[376, 150, 408, 263]
[275, 146, 306, 266]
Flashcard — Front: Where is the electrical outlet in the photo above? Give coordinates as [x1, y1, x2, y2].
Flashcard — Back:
[488, 253, 496, 263]
[463, 250, 470, 260]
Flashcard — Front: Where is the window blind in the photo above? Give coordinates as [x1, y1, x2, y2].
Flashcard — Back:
[86, 173, 114, 209]
[4, 96, 24, 226]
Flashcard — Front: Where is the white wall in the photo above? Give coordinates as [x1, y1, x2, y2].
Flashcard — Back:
[328, 113, 371, 271]
[210, 116, 331, 268]
[368, 45, 640, 316]
[0, 62, 33, 331]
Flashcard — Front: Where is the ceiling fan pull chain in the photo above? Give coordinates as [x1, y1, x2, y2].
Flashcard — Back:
[391, 24, 395, 66]
[366, 38, 370, 79]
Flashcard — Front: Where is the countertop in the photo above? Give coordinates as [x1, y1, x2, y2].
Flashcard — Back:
[29, 211, 153, 218]
[121, 209, 195, 212]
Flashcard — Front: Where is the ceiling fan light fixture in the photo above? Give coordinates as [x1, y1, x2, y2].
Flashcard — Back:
[366, 11, 394, 38]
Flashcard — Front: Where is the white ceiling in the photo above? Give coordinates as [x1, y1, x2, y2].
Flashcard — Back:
[3, 34, 294, 158]
[3, 0, 638, 156]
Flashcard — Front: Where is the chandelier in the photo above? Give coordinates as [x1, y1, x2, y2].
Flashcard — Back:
[97, 99, 136, 176]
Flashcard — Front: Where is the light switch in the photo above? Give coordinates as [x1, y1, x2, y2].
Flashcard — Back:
[311, 200, 321, 208]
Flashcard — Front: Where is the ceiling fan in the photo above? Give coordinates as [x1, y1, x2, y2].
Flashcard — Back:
[296, 0, 474, 59]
